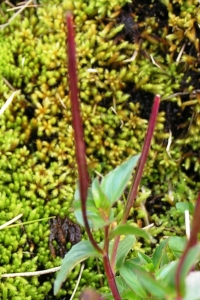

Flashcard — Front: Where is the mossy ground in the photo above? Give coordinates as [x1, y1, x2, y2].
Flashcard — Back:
[0, 0, 199, 299]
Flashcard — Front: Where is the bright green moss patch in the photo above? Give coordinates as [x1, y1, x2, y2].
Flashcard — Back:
[0, 0, 200, 299]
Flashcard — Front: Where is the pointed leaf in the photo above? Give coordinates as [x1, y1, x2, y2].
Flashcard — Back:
[54, 241, 100, 295]
[156, 260, 177, 280]
[176, 202, 194, 214]
[74, 184, 114, 229]
[134, 266, 171, 298]
[109, 224, 150, 240]
[73, 198, 96, 227]
[74, 198, 115, 229]
[120, 260, 148, 298]
[121, 259, 173, 298]
[116, 277, 143, 300]
[177, 243, 200, 291]
[168, 236, 186, 258]
[152, 239, 170, 269]
[115, 235, 136, 270]
[101, 154, 140, 205]
[74, 185, 93, 201]
[121, 289, 142, 300]
[92, 177, 111, 214]
[115, 275, 130, 293]
[137, 253, 154, 272]
[138, 252, 152, 265]
[156, 260, 177, 291]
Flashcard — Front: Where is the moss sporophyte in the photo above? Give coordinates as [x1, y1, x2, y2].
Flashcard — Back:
[0, 0, 200, 299]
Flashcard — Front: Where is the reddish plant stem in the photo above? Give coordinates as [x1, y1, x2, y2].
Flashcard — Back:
[175, 192, 200, 298]
[123, 94, 160, 222]
[111, 95, 160, 271]
[103, 254, 122, 300]
[110, 235, 120, 272]
[104, 225, 109, 253]
[66, 12, 102, 254]
[103, 226, 121, 299]
[66, 13, 121, 298]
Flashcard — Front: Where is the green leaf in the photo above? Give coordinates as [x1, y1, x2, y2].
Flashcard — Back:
[74, 198, 115, 229]
[176, 202, 194, 214]
[155, 260, 177, 291]
[115, 275, 130, 293]
[74, 183, 114, 229]
[121, 289, 142, 300]
[120, 260, 172, 299]
[168, 236, 186, 258]
[54, 241, 100, 295]
[73, 198, 97, 227]
[138, 252, 152, 265]
[101, 154, 140, 205]
[177, 243, 200, 291]
[115, 235, 136, 271]
[137, 253, 154, 272]
[152, 239, 170, 269]
[120, 261, 148, 298]
[156, 260, 186, 297]
[92, 177, 111, 214]
[112, 276, 143, 299]
[134, 266, 171, 299]
[74, 185, 93, 201]
[109, 224, 150, 240]
[103, 281, 140, 300]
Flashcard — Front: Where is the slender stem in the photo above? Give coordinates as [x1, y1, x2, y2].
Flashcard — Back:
[103, 226, 121, 299]
[111, 95, 160, 269]
[104, 226, 109, 253]
[103, 254, 122, 300]
[110, 235, 120, 272]
[66, 12, 102, 254]
[122, 94, 160, 222]
[67, 12, 121, 299]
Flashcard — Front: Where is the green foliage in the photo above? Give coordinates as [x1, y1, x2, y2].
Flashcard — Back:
[115, 235, 136, 271]
[74, 155, 140, 229]
[109, 224, 149, 240]
[0, 0, 200, 299]
[54, 240, 101, 294]
[168, 237, 187, 258]
[55, 153, 200, 299]
[55, 155, 149, 295]
[54, 1, 200, 298]
[100, 154, 140, 205]
[120, 261, 148, 299]
[176, 202, 194, 215]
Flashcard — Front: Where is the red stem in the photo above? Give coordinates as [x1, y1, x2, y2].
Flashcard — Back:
[111, 95, 160, 270]
[66, 13, 121, 299]
[123, 94, 160, 222]
[66, 12, 102, 254]
[110, 235, 120, 273]
[102, 226, 121, 299]
[103, 254, 122, 300]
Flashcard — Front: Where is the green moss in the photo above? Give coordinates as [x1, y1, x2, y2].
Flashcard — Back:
[0, 0, 199, 298]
